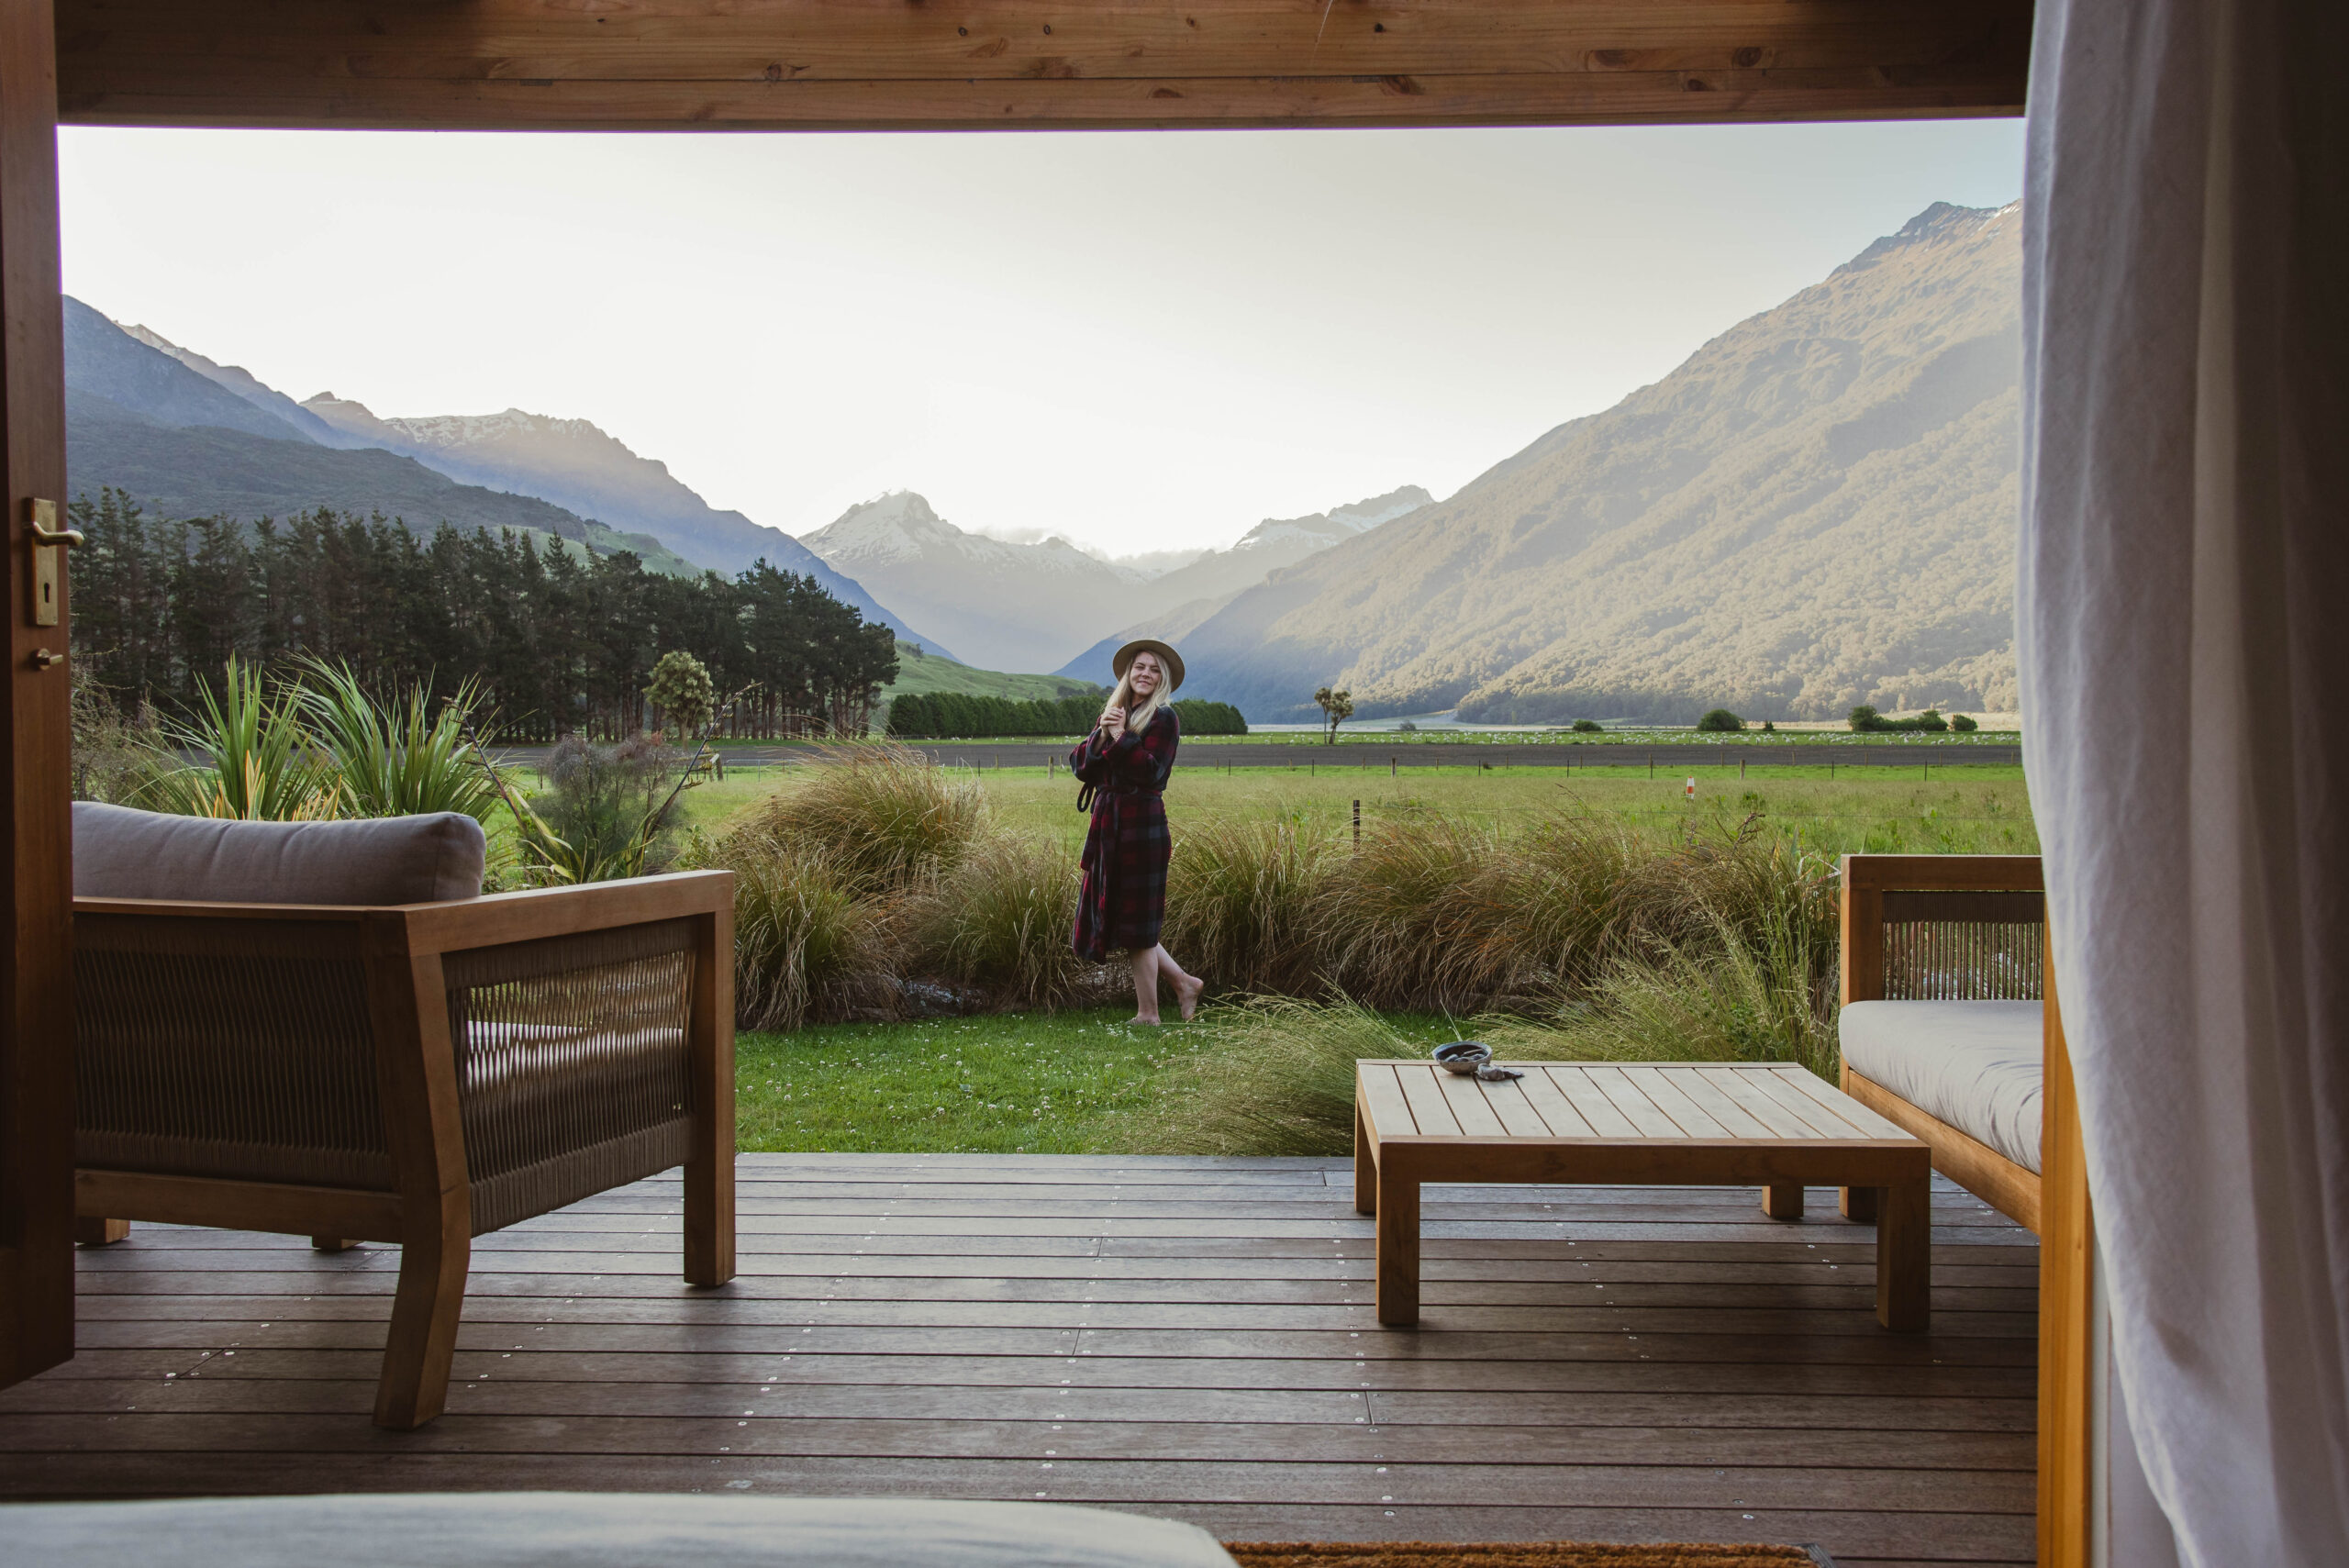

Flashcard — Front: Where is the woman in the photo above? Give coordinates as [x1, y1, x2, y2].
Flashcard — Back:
[1069, 639, 1203, 1025]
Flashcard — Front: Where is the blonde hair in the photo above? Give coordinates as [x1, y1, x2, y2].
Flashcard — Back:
[1110, 651, 1172, 735]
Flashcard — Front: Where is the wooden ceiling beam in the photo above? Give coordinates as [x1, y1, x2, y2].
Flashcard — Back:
[55, 0, 2032, 132]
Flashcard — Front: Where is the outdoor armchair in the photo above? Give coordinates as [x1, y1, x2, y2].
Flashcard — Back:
[1836, 853, 2046, 1232]
[69, 804, 736, 1429]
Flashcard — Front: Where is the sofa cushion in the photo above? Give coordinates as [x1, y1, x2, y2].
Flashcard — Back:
[73, 802, 485, 905]
[0, 1494, 1241, 1568]
[1839, 999, 2044, 1173]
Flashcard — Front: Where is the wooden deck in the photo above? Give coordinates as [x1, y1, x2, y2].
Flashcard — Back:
[0, 1155, 2036, 1565]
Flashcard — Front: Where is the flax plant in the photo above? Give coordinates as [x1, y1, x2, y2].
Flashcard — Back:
[294, 658, 499, 822]
[137, 656, 342, 820]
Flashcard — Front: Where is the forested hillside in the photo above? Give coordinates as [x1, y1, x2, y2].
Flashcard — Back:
[69, 491, 897, 740]
[885, 692, 1245, 739]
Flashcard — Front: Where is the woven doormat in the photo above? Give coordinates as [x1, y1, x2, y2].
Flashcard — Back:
[1225, 1544, 1831, 1568]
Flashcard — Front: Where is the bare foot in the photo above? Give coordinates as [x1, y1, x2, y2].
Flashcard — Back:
[1130, 1014, 1162, 1027]
[1174, 974, 1205, 1022]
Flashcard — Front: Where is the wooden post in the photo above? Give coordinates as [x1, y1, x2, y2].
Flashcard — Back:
[685, 895, 738, 1291]
[2038, 932, 2092, 1567]
[1374, 1151, 1419, 1327]
[0, 0, 76, 1395]
[1875, 1177, 1931, 1330]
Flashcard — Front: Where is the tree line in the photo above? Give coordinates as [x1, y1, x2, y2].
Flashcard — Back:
[885, 690, 1248, 739]
[66, 490, 899, 741]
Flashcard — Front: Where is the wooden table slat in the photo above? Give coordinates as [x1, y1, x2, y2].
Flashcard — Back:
[1698, 1068, 1828, 1140]
[1515, 1069, 1599, 1139]
[1432, 1069, 1511, 1139]
[1475, 1076, 1558, 1140]
[1357, 1064, 1420, 1140]
[1667, 1070, 1780, 1140]
[1742, 1069, 1867, 1139]
[1542, 1067, 1642, 1139]
[1619, 1068, 1731, 1139]
[1776, 1066, 1919, 1142]
[1582, 1066, 1687, 1139]
[1396, 1065, 1465, 1139]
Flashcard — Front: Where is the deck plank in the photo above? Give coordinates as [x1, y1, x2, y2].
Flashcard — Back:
[0, 1153, 2035, 1563]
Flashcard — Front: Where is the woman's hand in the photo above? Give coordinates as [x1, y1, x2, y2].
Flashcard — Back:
[1097, 704, 1125, 733]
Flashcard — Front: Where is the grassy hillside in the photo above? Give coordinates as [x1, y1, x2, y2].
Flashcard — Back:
[884, 641, 1104, 704]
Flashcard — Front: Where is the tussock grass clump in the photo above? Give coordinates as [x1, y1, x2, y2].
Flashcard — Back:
[725, 839, 896, 1032]
[913, 831, 1096, 1010]
[736, 743, 987, 892]
[1161, 817, 1333, 994]
[1312, 817, 1513, 1009]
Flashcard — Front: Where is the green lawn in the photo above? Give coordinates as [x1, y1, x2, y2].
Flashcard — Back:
[736, 1006, 1464, 1153]
[972, 763, 2038, 858]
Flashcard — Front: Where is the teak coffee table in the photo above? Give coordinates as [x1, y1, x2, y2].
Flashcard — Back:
[1353, 1059, 1934, 1330]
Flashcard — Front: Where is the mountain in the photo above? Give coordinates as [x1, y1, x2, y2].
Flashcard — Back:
[117, 320, 377, 450]
[66, 303, 946, 650]
[800, 492, 1139, 674]
[1174, 203, 2024, 724]
[65, 301, 704, 572]
[1054, 486, 1431, 682]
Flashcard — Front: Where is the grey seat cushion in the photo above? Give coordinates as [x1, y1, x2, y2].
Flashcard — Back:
[73, 802, 485, 905]
[1840, 999, 2044, 1173]
[0, 1494, 1240, 1568]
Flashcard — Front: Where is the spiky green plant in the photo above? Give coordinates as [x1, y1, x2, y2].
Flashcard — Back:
[294, 659, 499, 822]
[137, 657, 342, 820]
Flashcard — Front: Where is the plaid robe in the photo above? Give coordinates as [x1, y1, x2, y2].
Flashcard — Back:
[1069, 706, 1181, 961]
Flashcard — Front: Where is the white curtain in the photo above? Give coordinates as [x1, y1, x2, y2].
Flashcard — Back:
[2018, 0, 2349, 1562]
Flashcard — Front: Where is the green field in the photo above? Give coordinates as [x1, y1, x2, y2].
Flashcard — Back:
[681, 758, 2035, 857]
[964, 762, 2037, 858]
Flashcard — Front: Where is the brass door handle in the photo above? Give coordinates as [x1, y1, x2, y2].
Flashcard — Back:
[28, 518, 83, 547]
[30, 649, 65, 670]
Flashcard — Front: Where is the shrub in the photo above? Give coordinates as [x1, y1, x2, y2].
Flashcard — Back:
[1762, 720, 1776, 733]
[1913, 708, 1948, 732]
[1848, 705, 1882, 731]
[1571, 718, 1603, 733]
[912, 830, 1092, 1010]
[71, 665, 156, 805]
[1696, 708, 1744, 733]
[735, 743, 987, 892]
[1162, 817, 1333, 994]
[1952, 713, 1979, 732]
[522, 733, 693, 881]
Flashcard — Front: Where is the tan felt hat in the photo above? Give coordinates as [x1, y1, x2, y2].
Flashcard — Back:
[1112, 639, 1184, 693]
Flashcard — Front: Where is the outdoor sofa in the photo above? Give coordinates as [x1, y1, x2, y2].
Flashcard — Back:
[1834, 853, 2047, 1232]
[68, 803, 736, 1429]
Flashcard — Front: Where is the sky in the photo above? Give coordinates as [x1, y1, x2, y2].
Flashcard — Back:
[59, 121, 2023, 558]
